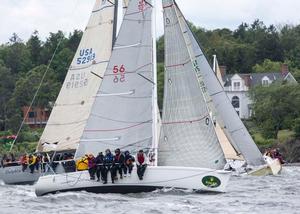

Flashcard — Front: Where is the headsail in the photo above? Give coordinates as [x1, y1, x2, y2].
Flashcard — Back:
[213, 56, 243, 160]
[158, 0, 226, 169]
[37, 0, 116, 152]
[76, 0, 155, 158]
[177, 3, 265, 166]
[213, 55, 224, 86]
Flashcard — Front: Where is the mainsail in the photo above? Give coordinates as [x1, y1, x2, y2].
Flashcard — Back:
[37, 0, 116, 152]
[158, 0, 226, 169]
[176, 3, 265, 166]
[76, 0, 155, 158]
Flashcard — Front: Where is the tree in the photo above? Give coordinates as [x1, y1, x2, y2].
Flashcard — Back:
[294, 118, 300, 139]
[250, 83, 300, 139]
[7, 65, 61, 130]
[252, 59, 281, 73]
[51, 48, 75, 82]
[26, 30, 42, 66]
[67, 30, 83, 52]
[0, 64, 15, 130]
[2, 33, 32, 74]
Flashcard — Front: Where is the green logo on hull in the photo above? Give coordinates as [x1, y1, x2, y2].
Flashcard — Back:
[202, 176, 221, 188]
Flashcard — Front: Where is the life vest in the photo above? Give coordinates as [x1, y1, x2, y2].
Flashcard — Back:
[20, 156, 28, 164]
[76, 157, 88, 171]
[28, 156, 37, 165]
[137, 153, 145, 165]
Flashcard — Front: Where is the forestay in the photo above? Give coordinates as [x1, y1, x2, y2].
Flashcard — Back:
[178, 3, 265, 166]
[158, 0, 226, 169]
[37, 0, 116, 152]
[76, 0, 155, 158]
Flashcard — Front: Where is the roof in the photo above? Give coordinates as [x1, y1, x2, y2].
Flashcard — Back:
[223, 72, 287, 87]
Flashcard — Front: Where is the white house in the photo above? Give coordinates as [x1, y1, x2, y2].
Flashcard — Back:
[217, 64, 298, 119]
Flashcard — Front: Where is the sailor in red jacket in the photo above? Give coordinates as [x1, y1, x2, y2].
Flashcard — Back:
[136, 150, 147, 180]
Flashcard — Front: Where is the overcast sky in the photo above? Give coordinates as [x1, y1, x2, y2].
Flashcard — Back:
[1, 0, 300, 44]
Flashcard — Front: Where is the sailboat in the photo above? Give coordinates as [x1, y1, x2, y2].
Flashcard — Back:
[200, 45, 282, 174]
[0, 0, 117, 185]
[35, 0, 231, 196]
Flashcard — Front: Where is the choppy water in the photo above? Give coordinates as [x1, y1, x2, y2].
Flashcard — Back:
[0, 167, 300, 214]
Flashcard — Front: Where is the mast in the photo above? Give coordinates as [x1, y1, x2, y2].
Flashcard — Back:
[151, 0, 158, 166]
[112, 0, 119, 48]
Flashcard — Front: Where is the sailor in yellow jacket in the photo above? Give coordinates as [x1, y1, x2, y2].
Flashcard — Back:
[28, 154, 37, 173]
[76, 155, 89, 171]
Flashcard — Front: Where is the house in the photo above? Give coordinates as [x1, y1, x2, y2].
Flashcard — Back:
[217, 64, 297, 119]
[22, 106, 50, 128]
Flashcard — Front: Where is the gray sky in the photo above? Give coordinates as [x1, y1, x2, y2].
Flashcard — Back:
[1, 0, 300, 44]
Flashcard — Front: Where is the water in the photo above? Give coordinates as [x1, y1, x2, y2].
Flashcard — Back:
[0, 167, 300, 214]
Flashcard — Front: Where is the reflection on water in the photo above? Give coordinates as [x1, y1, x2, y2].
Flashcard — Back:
[1, 167, 300, 214]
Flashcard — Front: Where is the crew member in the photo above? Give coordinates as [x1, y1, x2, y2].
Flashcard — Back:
[114, 148, 125, 179]
[136, 150, 147, 180]
[20, 154, 28, 172]
[76, 154, 89, 171]
[103, 149, 115, 184]
[95, 152, 104, 182]
[28, 154, 37, 173]
[124, 150, 135, 176]
[87, 154, 96, 180]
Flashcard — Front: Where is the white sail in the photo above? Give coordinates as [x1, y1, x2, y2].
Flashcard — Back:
[213, 55, 224, 86]
[215, 122, 243, 160]
[212, 56, 243, 160]
[76, 0, 155, 158]
[176, 2, 265, 166]
[158, 0, 226, 170]
[37, 0, 116, 152]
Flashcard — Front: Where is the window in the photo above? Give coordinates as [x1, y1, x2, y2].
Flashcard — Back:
[232, 96, 240, 108]
[233, 82, 240, 90]
[28, 111, 35, 118]
[262, 79, 269, 86]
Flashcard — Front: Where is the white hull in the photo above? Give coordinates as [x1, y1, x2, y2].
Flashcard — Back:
[35, 166, 231, 196]
[0, 165, 41, 185]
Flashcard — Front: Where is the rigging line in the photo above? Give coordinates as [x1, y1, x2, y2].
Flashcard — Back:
[113, 42, 141, 49]
[90, 71, 103, 79]
[165, 59, 190, 68]
[69, 60, 109, 71]
[91, 113, 152, 124]
[210, 90, 223, 97]
[126, 5, 151, 16]
[163, 4, 174, 9]
[84, 120, 152, 132]
[162, 114, 209, 125]
[137, 73, 155, 85]
[119, 137, 153, 149]
[123, 18, 152, 22]
[92, 5, 114, 13]
[144, 0, 153, 8]
[45, 119, 87, 126]
[80, 139, 153, 150]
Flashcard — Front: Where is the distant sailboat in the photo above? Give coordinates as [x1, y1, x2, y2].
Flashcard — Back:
[212, 55, 244, 161]
[35, 0, 231, 196]
[0, 0, 117, 185]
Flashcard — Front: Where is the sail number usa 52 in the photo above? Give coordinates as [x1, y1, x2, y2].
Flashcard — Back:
[77, 48, 96, 65]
